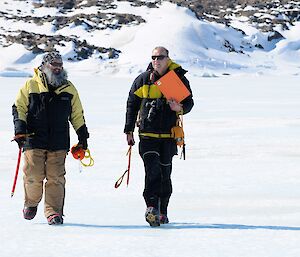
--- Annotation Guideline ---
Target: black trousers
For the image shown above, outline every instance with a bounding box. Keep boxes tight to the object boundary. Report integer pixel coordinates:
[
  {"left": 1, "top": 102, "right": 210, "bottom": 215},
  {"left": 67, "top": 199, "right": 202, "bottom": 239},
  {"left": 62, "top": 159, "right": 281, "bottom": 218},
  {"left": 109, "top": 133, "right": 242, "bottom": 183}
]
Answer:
[{"left": 139, "top": 137, "right": 177, "bottom": 214}]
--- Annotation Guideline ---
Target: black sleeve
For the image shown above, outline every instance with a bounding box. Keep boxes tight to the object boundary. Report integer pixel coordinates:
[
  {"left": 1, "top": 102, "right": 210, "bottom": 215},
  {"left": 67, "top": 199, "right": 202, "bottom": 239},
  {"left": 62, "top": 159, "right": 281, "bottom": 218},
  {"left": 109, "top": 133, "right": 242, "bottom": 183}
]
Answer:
[
  {"left": 76, "top": 124, "right": 89, "bottom": 141},
  {"left": 181, "top": 76, "right": 194, "bottom": 115},
  {"left": 124, "top": 76, "right": 143, "bottom": 133},
  {"left": 12, "top": 104, "right": 27, "bottom": 135}
]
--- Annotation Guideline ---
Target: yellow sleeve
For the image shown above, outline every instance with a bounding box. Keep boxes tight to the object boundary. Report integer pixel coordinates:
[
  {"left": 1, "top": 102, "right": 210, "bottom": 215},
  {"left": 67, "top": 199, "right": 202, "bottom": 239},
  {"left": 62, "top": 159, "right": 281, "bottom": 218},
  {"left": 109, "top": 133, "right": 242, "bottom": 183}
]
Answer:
[
  {"left": 14, "top": 81, "right": 30, "bottom": 122},
  {"left": 69, "top": 84, "right": 86, "bottom": 131}
]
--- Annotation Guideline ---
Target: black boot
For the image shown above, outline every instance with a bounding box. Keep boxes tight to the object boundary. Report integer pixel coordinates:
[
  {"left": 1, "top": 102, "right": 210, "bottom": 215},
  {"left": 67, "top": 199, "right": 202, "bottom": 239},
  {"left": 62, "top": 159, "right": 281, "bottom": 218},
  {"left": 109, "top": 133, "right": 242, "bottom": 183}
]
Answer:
[
  {"left": 47, "top": 213, "right": 63, "bottom": 225},
  {"left": 23, "top": 206, "right": 37, "bottom": 220},
  {"left": 159, "top": 197, "right": 170, "bottom": 224},
  {"left": 145, "top": 207, "right": 160, "bottom": 227},
  {"left": 159, "top": 214, "right": 169, "bottom": 224}
]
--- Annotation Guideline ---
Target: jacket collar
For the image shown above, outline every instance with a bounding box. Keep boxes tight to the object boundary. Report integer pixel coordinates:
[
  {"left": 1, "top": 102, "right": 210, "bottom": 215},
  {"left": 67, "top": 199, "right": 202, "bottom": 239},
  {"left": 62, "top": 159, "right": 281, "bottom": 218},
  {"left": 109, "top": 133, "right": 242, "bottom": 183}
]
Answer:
[
  {"left": 33, "top": 67, "right": 69, "bottom": 92},
  {"left": 146, "top": 60, "right": 187, "bottom": 76}
]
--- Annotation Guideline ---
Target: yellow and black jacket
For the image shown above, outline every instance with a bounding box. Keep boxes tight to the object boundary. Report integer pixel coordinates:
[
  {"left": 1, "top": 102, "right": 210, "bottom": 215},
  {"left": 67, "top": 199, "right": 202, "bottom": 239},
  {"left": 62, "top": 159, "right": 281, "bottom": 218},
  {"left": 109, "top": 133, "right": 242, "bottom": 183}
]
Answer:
[
  {"left": 12, "top": 68, "right": 89, "bottom": 151},
  {"left": 124, "top": 61, "right": 194, "bottom": 137}
]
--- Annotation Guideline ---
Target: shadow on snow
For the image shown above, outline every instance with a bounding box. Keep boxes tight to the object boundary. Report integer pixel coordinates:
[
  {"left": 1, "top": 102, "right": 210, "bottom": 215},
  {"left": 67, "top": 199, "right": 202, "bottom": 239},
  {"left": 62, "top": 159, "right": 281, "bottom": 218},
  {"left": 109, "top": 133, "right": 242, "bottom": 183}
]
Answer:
[{"left": 60, "top": 222, "right": 300, "bottom": 231}]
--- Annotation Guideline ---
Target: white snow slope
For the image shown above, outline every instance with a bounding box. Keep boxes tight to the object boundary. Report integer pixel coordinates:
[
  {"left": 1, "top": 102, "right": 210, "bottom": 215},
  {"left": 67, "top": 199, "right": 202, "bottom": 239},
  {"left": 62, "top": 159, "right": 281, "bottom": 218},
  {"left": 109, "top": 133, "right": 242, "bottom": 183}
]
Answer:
[{"left": 0, "top": 1, "right": 299, "bottom": 77}]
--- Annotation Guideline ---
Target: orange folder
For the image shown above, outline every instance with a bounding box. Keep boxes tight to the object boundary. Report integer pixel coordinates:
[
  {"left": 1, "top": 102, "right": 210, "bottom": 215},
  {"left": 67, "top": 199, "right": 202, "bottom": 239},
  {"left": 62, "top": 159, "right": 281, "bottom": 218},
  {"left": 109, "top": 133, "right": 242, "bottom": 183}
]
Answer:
[{"left": 154, "top": 70, "right": 191, "bottom": 103}]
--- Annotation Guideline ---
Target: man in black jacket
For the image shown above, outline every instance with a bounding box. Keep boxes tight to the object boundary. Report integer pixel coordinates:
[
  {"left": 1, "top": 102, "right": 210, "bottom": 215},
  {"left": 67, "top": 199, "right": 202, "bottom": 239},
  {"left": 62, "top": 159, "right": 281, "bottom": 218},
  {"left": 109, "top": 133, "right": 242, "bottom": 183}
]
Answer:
[
  {"left": 124, "top": 46, "right": 194, "bottom": 226},
  {"left": 12, "top": 51, "right": 89, "bottom": 225}
]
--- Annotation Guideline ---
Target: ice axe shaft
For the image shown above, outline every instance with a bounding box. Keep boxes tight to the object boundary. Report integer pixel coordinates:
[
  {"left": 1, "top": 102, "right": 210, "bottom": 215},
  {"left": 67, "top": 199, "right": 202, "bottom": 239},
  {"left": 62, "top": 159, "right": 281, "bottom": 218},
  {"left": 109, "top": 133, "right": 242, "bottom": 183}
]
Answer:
[{"left": 11, "top": 148, "right": 22, "bottom": 197}]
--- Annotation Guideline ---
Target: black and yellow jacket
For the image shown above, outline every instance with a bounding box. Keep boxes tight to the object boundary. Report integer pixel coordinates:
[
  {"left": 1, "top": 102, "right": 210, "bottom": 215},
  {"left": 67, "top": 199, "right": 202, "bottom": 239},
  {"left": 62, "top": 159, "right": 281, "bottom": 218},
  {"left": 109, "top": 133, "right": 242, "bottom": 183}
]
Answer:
[
  {"left": 124, "top": 60, "right": 194, "bottom": 137},
  {"left": 12, "top": 68, "right": 89, "bottom": 151}
]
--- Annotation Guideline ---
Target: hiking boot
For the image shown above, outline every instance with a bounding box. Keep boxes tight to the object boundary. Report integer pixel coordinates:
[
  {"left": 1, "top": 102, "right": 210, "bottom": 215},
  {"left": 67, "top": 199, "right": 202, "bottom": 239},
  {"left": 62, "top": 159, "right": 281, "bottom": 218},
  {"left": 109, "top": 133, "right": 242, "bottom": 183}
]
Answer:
[
  {"left": 145, "top": 207, "right": 160, "bottom": 227},
  {"left": 47, "top": 213, "right": 63, "bottom": 225},
  {"left": 23, "top": 206, "right": 37, "bottom": 220},
  {"left": 160, "top": 214, "right": 169, "bottom": 224}
]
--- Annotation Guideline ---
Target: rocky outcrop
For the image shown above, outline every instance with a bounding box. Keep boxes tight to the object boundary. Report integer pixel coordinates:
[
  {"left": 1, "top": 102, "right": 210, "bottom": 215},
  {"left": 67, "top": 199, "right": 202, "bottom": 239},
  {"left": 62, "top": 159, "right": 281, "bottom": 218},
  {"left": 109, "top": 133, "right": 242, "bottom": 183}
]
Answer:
[
  {"left": 0, "top": 0, "right": 299, "bottom": 61},
  {"left": 168, "top": 0, "right": 300, "bottom": 33},
  {"left": 1, "top": 30, "right": 120, "bottom": 60},
  {"left": 0, "top": 1, "right": 146, "bottom": 61}
]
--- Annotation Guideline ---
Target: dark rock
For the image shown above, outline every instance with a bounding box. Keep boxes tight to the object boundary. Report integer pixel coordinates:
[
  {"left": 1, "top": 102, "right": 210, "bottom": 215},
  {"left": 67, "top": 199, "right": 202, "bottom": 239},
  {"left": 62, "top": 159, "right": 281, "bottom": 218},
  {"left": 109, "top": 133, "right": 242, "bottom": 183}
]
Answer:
[
  {"left": 268, "top": 31, "right": 285, "bottom": 41},
  {"left": 255, "top": 44, "right": 264, "bottom": 49},
  {"left": 30, "top": 46, "right": 44, "bottom": 54}
]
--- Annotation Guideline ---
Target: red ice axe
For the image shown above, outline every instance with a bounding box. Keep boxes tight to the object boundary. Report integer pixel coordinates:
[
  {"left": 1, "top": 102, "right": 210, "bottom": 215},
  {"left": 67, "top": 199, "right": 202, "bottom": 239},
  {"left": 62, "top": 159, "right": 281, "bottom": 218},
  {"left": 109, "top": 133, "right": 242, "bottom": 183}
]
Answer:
[{"left": 11, "top": 148, "right": 22, "bottom": 197}]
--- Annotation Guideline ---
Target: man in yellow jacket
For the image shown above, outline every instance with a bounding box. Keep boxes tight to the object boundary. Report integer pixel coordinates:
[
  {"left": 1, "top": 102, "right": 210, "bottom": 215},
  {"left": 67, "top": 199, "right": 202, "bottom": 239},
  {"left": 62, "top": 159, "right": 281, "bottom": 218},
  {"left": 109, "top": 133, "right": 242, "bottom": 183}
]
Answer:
[{"left": 12, "top": 51, "right": 89, "bottom": 225}]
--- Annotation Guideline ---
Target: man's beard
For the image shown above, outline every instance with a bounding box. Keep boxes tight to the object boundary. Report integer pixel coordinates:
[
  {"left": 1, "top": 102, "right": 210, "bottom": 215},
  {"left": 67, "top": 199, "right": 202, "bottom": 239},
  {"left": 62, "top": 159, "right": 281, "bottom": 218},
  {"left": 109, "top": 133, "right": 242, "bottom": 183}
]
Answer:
[{"left": 43, "top": 66, "right": 68, "bottom": 88}]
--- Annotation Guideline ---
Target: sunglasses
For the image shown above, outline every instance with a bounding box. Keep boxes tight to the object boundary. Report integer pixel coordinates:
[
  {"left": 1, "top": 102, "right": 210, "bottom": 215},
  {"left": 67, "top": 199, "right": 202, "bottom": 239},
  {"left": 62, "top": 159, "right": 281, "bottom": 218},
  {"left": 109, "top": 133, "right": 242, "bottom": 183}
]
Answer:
[
  {"left": 151, "top": 55, "right": 167, "bottom": 60},
  {"left": 49, "top": 62, "right": 63, "bottom": 67}
]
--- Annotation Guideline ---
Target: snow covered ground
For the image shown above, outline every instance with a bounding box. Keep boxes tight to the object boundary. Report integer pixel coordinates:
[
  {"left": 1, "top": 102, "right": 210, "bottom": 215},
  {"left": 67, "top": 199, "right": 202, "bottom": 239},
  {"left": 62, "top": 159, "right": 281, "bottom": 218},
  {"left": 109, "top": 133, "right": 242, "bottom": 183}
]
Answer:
[
  {"left": 1, "top": 73, "right": 300, "bottom": 257},
  {"left": 0, "top": 1, "right": 300, "bottom": 256}
]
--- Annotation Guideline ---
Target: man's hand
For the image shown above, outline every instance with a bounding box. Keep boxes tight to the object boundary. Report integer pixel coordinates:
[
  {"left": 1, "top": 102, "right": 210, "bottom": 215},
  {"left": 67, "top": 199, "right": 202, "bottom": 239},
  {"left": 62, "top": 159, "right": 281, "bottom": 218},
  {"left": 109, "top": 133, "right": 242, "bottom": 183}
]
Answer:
[
  {"left": 126, "top": 132, "right": 135, "bottom": 146},
  {"left": 14, "top": 134, "right": 26, "bottom": 149},
  {"left": 168, "top": 99, "right": 183, "bottom": 112}
]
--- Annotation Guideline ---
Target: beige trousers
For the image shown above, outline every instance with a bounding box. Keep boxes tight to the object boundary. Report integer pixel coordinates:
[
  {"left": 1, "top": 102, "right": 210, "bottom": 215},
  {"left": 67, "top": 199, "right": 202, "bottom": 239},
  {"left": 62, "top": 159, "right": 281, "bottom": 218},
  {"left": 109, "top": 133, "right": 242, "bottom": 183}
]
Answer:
[{"left": 23, "top": 149, "right": 67, "bottom": 218}]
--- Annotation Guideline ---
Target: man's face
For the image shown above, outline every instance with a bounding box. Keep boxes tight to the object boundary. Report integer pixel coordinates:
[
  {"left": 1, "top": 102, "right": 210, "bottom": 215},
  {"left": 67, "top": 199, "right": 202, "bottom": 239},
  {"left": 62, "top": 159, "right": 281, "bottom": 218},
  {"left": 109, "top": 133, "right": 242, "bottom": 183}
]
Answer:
[
  {"left": 46, "top": 58, "right": 63, "bottom": 75},
  {"left": 42, "top": 58, "right": 67, "bottom": 87},
  {"left": 151, "top": 49, "right": 169, "bottom": 75}
]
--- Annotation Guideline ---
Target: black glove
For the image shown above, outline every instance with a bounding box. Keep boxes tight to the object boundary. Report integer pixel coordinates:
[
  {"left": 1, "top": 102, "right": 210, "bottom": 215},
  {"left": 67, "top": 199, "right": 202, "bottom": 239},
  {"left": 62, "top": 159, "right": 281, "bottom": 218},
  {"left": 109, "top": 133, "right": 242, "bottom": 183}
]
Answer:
[
  {"left": 76, "top": 125, "right": 89, "bottom": 150},
  {"left": 78, "top": 137, "right": 88, "bottom": 150},
  {"left": 14, "top": 135, "right": 26, "bottom": 149}
]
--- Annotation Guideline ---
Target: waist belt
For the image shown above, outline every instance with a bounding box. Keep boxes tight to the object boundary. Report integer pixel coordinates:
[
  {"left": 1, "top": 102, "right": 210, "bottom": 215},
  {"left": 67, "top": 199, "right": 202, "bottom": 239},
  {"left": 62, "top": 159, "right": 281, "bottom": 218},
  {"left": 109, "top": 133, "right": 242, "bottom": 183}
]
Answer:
[{"left": 139, "top": 132, "right": 173, "bottom": 138}]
